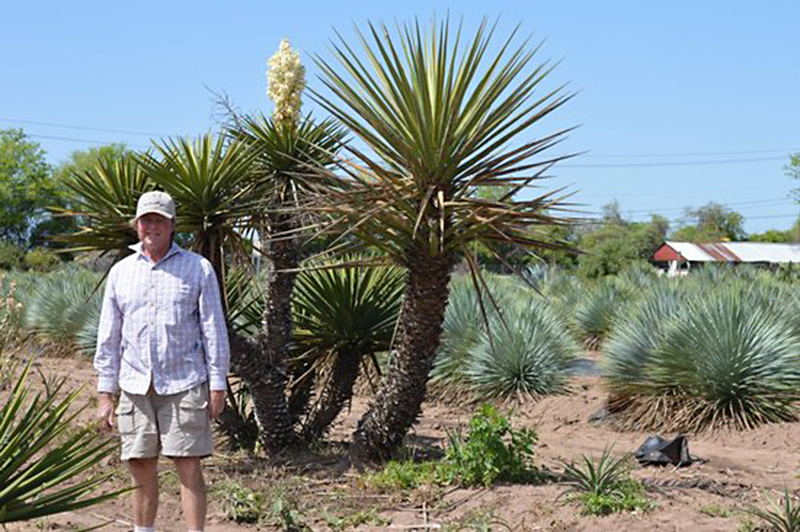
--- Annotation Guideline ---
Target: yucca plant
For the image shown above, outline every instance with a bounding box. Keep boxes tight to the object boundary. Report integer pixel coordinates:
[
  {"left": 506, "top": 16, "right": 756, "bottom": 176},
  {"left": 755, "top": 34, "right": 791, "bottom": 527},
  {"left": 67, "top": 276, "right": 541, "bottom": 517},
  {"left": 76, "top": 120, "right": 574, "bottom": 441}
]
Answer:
[
  {"left": 22, "top": 265, "right": 103, "bottom": 353},
  {"left": 307, "top": 17, "right": 575, "bottom": 460},
  {"left": 558, "top": 447, "right": 649, "bottom": 516},
  {"left": 431, "top": 274, "right": 519, "bottom": 384},
  {"left": 745, "top": 488, "right": 800, "bottom": 532},
  {"left": 291, "top": 258, "right": 405, "bottom": 440},
  {"left": 136, "top": 134, "right": 262, "bottom": 288},
  {"left": 51, "top": 152, "right": 154, "bottom": 258},
  {"left": 0, "top": 362, "right": 126, "bottom": 524},
  {"left": 573, "top": 277, "right": 633, "bottom": 350},
  {"left": 464, "top": 297, "right": 578, "bottom": 400},
  {"left": 219, "top": 38, "right": 347, "bottom": 453},
  {"left": 602, "top": 282, "right": 685, "bottom": 390},
  {"left": 606, "top": 285, "right": 800, "bottom": 432}
]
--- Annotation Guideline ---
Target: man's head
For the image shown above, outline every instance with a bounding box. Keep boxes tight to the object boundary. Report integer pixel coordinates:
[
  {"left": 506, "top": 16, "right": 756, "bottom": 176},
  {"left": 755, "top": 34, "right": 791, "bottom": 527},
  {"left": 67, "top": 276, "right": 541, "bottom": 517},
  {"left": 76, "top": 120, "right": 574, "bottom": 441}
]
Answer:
[{"left": 133, "top": 191, "right": 176, "bottom": 251}]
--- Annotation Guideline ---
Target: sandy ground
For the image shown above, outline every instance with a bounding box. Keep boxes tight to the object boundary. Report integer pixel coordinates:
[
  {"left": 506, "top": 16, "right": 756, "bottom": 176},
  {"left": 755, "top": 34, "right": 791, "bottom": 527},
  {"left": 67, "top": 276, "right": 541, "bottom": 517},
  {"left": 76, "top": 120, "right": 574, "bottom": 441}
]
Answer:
[{"left": 3, "top": 353, "right": 799, "bottom": 531}]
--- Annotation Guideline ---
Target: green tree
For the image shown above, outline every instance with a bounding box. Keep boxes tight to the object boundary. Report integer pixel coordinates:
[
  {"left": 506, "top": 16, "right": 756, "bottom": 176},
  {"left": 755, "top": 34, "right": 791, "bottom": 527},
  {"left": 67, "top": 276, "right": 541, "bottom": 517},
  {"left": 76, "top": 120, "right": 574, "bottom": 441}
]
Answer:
[
  {"left": 748, "top": 228, "right": 792, "bottom": 243},
  {"left": 0, "top": 128, "right": 62, "bottom": 247},
  {"left": 671, "top": 202, "right": 745, "bottom": 242},
  {"left": 310, "top": 18, "right": 574, "bottom": 460},
  {"left": 786, "top": 152, "right": 799, "bottom": 202},
  {"left": 577, "top": 207, "right": 667, "bottom": 279}
]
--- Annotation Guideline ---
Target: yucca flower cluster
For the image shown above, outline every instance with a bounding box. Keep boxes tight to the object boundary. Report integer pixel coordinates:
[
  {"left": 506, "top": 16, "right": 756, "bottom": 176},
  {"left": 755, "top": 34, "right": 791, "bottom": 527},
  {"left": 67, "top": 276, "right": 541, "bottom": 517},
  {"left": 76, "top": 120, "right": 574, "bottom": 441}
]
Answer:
[{"left": 267, "top": 38, "right": 305, "bottom": 124}]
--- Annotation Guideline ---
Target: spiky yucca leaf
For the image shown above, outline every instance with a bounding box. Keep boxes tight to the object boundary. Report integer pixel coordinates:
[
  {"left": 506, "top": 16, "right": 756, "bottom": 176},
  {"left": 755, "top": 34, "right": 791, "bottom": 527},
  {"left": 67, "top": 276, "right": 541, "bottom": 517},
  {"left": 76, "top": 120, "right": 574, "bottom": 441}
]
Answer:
[
  {"left": 0, "top": 362, "right": 126, "bottom": 523},
  {"left": 745, "top": 488, "right": 800, "bottom": 532},
  {"left": 464, "top": 296, "right": 578, "bottom": 400}
]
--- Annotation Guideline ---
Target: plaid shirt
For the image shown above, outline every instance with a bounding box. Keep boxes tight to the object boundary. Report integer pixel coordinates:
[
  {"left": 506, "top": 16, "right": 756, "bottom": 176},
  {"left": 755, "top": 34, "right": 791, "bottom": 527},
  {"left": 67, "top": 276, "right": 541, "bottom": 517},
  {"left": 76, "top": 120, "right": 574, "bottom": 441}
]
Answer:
[{"left": 94, "top": 243, "right": 229, "bottom": 395}]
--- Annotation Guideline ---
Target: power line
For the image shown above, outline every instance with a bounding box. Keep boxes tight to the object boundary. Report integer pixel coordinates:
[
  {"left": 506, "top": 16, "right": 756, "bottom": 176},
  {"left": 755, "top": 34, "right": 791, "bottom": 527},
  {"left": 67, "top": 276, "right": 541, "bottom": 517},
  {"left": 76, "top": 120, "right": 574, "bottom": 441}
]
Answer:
[
  {"left": 582, "top": 148, "right": 799, "bottom": 158},
  {"left": 623, "top": 197, "right": 794, "bottom": 215},
  {"left": 0, "top": 117, "right": 164, "bottom": 137},
  {"left": 561, "top": 156, "right": 786, "bottom": 168},
  {"left": 24, "top": 133, "right": 150, "bottom": 150}
]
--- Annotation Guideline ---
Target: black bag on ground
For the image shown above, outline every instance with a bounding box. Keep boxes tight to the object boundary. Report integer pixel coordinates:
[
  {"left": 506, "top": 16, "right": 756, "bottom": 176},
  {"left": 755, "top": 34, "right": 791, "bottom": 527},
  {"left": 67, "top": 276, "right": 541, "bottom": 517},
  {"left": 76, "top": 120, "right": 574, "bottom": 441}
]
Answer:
[{"left": 634, "top": 435, "right": 695, "bottom": 467}]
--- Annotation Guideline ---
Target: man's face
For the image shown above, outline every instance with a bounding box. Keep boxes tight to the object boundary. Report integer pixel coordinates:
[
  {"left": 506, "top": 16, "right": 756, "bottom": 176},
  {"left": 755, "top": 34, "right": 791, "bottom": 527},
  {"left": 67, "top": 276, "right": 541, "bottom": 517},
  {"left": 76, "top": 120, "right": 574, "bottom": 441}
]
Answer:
[{"left": 136, "top": 213, "right": 174, "bottom": 250}]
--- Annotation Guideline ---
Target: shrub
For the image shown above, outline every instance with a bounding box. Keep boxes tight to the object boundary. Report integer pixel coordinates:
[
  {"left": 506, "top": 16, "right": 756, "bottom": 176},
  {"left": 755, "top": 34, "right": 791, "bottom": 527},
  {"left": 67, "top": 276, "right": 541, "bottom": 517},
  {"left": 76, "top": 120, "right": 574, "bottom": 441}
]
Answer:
[
  {"left": 444, "top": 404, "right": 540, "bottom": 487},
  {"left": 432, "top": 274, "right": 517, "bottom": 383},
  {"left": 22, "top": 248, "right": 61, "bottom": 272},
  {"left": 0, "top": 240, "right": 24, "bottom": 270},
  {"left": 605, "top": 284, "right": 800, "bottom": 431}
]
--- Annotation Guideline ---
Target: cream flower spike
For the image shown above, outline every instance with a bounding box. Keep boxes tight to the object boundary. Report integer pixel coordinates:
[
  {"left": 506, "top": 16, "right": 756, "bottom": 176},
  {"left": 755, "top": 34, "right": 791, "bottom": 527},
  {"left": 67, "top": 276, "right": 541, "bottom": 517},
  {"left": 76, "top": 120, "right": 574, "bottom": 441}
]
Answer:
[{"left": 267, "top": 38, "right": 306, "bottom": 125}]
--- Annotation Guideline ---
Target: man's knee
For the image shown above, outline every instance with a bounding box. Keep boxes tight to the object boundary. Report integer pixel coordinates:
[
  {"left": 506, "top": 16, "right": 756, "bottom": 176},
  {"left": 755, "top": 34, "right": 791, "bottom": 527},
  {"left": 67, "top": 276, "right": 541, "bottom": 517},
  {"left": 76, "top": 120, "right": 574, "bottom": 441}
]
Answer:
[{"left": 172, "top": 457, "right": 204, "bottom": 487}]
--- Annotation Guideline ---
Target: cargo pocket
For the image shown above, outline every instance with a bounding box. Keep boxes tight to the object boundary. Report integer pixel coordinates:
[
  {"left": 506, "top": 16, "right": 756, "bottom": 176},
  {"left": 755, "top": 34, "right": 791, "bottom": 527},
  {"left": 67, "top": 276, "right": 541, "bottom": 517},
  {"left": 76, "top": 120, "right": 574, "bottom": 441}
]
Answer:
[
  {"left": 178, "top": 386, "right": 209, "bottom": 432},
  {"left": 116, "top": 396, "right": 136, "bottom": 435}
]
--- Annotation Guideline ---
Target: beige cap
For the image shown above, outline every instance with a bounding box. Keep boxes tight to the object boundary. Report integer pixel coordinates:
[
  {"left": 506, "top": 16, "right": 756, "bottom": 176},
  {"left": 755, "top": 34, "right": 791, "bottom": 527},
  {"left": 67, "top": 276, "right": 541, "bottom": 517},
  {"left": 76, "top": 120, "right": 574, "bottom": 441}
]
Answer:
[{"left": 135, "top": 191, "right": 176, "bottom": 220}]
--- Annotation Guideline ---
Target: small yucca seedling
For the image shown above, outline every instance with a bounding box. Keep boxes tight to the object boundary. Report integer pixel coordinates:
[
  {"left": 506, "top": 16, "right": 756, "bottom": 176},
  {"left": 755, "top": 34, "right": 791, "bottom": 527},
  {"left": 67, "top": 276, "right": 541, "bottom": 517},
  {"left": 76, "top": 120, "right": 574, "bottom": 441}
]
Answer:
[
  {"left": 745, "top": 488, "right": 800, "bottom": 532},
  {"left": 558, "top": 447, "right": 650, "bottom": 516},
  {"left": 559, "top": 447, "right": 631, "bottom": 498}
]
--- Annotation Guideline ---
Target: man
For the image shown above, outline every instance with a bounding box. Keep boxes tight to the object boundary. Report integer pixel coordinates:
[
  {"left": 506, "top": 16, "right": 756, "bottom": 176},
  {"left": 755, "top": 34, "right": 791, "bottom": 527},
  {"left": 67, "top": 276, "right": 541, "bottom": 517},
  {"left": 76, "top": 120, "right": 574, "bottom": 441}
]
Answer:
[{"left": 95, "top": 191, "right": 229, "bottom": 532}]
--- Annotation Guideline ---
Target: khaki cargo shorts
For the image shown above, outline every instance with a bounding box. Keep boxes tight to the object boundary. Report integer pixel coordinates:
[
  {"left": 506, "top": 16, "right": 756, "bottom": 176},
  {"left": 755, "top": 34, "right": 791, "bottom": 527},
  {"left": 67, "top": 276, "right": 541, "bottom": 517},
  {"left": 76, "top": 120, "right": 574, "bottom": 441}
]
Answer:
[{"left": 116, "top": 381, "right": 213, "bottom": 460}]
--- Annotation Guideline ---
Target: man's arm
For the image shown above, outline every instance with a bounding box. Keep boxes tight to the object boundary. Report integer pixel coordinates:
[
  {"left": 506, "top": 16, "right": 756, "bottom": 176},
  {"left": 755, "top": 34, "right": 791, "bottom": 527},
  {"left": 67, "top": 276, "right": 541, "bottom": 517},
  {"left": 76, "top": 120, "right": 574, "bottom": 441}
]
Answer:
[
  {"left": 198, "top": 261, "right": 229, "bottom": 419},
  {"left": 94, "top": 268, "right": 122, "bottom": 430}
]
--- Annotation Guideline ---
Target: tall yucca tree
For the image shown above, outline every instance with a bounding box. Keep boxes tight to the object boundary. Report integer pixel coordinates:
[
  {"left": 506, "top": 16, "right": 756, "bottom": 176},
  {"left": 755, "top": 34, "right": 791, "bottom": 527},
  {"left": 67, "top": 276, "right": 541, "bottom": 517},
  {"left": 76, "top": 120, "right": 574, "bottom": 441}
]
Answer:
[
  {"left": 221, "top": 39, "right": 347, "bottom": 452},
  {"left": 309, "top": 18, "right": 575, "bottom": 460},
  {"left": 51, "top": 153, "right": 154, "bottom": 258}
]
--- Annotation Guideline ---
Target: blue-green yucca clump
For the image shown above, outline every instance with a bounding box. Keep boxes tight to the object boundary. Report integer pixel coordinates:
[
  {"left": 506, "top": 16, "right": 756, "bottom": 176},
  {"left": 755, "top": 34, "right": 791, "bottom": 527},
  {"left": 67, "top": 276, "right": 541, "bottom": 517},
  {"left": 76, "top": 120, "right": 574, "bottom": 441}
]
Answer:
[
  {"left": 464, "top": 297, "right": 579, "bottom": 399},
  {"left": 22, "top": 265, "right": 103, "bottom": 354},
  {"left": 605, "top": 283, "right": 800, "bottom": 431},
  {"left": 573, "top": 277, "right": 634, "bottom": 350},
  {"left": 431, "top": 274, "right": 518, "bottom": 383}
]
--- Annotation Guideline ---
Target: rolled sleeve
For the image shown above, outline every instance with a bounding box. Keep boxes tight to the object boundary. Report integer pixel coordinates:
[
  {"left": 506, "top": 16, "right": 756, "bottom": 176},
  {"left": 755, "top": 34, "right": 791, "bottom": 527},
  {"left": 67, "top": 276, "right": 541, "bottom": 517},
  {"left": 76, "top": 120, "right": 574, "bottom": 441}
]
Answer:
[
  {"left": 94, "top": 268, "right": 122, "bottom": 394},
  {"left": 198, "top": 261, "right": 230, "bottom": 391}
]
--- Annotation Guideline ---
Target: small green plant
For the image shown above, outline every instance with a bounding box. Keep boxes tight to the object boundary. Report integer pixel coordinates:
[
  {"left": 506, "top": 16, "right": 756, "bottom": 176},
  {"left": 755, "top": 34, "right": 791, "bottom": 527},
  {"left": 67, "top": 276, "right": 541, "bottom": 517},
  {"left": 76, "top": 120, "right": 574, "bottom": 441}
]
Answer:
[
  {"left": 365, "top": 459, "right": 441, "bottom": 492},
  {"left": 443, "top": 506, "right": 513, "bottom": 531},
  {"left": 324, "top": 507, "right": 390, "bottom": 530},
  {"left": 444, "top": 404, "right": 540, "bottom": 487},
  {"left": 745, "top": 488, "right": 800, "bottom": 532},
  {"left": 559, "top": 447, "right": 650, "bottom": 516},
  {"left": 699, "top": 504, "right": 734, "bottom": 518},
  {"left": 215, "top": 480, "right": 264, "bottom": 524},
  {"left": 269, "top": 487, "right": 310, "bottom": 532}
]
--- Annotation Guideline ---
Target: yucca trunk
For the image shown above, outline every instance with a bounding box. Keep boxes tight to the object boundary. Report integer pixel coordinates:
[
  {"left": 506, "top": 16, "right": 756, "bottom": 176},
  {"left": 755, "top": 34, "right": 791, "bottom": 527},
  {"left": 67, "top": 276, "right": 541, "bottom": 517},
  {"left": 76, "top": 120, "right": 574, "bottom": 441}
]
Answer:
[
  {"left": 251, "top": 215, "right": 301, "bottom": 452},
  {"left": 351, "top": 250, "right": 453, "bottom": 461},
  {"left": 301, "top": 347, "right": 361, "bottom": 441}
]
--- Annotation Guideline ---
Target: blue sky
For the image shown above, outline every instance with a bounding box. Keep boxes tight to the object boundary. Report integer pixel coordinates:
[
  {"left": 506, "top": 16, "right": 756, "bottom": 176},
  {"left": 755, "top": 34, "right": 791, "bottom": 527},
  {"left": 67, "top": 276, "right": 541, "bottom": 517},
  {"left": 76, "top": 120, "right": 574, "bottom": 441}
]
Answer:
[{"left": 2, "top": 1, "right": 798, "bottom": 233}]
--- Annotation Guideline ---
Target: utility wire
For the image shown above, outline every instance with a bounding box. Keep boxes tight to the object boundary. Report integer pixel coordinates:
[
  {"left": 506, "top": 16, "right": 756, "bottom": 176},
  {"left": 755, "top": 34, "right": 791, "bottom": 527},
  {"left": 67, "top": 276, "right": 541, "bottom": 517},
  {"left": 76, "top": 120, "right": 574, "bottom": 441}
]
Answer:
[
  {"left": 0, "top": 117, "right": 163, "bottom": 137},
  {"left": 561, "top": 156, "right": 786, "bottom": 168}
]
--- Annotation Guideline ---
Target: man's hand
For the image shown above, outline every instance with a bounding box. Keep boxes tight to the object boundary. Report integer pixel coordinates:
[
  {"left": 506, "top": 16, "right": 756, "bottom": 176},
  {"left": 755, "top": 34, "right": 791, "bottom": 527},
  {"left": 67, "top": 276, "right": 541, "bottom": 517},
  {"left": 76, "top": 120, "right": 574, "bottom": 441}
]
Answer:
[
  {"left": 97, "top": 393, "right": 115, "bottom": 432},
  {"left": 209, "top": 390, "right": 225, "bottom": 421}
]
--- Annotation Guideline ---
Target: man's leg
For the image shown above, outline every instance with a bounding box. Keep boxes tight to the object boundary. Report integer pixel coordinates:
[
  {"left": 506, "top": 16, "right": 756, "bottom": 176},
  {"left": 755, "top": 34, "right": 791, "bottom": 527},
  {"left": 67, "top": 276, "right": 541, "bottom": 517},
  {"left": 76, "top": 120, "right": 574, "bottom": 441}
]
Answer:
[
  {"left": 127, "top": 457, "right": 159, "bottom": 528},
  {"left": 173, "top": 456, "right": 206, "bottom": 531}
]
